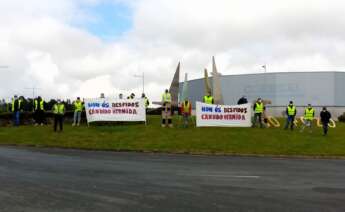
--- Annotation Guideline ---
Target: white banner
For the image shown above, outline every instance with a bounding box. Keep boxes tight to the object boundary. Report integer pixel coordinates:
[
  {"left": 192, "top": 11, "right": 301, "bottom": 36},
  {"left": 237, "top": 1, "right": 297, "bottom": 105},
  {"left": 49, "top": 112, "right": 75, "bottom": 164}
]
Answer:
[
  {"left": 84, "top": 98, "right": 146, "bottom": 123},
  {"left": 196, "top": 102, "right": 252, "bottom": 127}
]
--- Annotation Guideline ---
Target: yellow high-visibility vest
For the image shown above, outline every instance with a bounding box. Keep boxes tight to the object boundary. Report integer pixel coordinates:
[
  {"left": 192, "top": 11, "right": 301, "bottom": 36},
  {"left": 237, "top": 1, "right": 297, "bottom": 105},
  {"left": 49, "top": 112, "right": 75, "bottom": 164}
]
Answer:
[
  {"left": 74, "top": 101, "right": 83, "bottom": 112},
  {"left": 304, "top": 108, "right": 315, "bottom": 120},
  {"left": 53, "top": 103, "right": 65, "bottom": 115},
  {"left": 162, "top": 93, "right": 171, "bottom": 103},
  {"left": 255, "top": 102, "right": 264, "bottom": 113},
  {"left": 34, "top": 100, "right": 44, "bottom": 111},
  {"left": 144, "top": 97, "right": 149, "bottom": 108},
  {"left": 11, "top": 99, "right": 15, "bottom": 112},
  {"left": 182, "top": 101, "right": 191, "bottom": 113},
  {"left": 12, "top": 99, "right": 22, "bottom": 111},
  {"left": 287, "top": 105, "right": 296, "bottom": 116},
  {"left": 203, "top": 96, "right": 214, "bottom": 104}
]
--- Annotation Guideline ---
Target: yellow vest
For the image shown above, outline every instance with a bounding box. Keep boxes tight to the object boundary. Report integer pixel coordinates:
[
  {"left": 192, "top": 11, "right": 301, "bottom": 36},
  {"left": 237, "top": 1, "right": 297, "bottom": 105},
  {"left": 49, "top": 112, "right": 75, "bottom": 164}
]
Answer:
[
  {"left": 304, "top": 108, "right": 315, "bottom": 120},
  {"left": 74, "top": 101, "right": 83, "bottom": 112},
  {"left": 11, "top": 99, "right": 15, "bottom": 111},
  {"left": 182, "top": 101, "right": 191, "bottom": 113},
  {"left": 144, "top": 97, "right": 149, "bottom": 108},
  {"left": 255, "top": 102, "right": 264, "bottom": 113},
  {"left": 203, "top": 96, "right": 214, "bottom": 104},
  {"left": 34, "top": 100, "right": 44, "bottom": 111},
  {"left": 53, "top": 103, "right": 65, "bottom": 115},
  {"left": 162, "top": 93, "right": 171, "bottom": 103},
  {"left": 287, "top": 105, "right": 296, "bottom": 116},
  {"left": 12, "top": 99, "right": 22, "bottom": 111}
]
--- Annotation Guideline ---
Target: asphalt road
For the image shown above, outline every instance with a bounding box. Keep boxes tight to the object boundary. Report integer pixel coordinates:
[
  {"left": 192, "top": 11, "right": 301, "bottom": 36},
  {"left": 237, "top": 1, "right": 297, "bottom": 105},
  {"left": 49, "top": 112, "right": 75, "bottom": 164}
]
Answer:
[{"left": 1, "top": 147, "right": 345, "bottom": 212}]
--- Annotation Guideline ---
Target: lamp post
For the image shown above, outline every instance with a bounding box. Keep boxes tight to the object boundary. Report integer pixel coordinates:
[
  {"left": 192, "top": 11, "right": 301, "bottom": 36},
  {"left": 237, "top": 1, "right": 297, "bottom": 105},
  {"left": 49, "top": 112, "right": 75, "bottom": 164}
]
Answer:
[
  {"left": 133, "top": 72, "right": 145, "bottom": 94},
  {"left": 25, "top": 87, "right": 41, "bottom": 100}
]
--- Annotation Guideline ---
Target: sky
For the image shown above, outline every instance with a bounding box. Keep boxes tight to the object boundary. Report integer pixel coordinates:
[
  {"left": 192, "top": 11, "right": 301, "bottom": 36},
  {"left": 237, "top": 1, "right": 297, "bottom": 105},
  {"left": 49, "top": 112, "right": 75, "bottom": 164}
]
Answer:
[{"left": 1, "top": 0, "right": 345, "bottom": 101}]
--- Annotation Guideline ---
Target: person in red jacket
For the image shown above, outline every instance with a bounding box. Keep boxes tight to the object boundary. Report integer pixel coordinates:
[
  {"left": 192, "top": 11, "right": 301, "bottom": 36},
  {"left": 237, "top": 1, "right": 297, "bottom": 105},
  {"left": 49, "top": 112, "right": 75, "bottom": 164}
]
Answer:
[{"left": 180, "top": 99, "right": 192, "bottom": 128}]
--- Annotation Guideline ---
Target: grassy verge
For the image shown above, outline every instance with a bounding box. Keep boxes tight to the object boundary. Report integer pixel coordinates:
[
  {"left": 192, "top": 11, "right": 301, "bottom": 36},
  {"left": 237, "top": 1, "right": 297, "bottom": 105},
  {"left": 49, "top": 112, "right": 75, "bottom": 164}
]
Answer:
[{"left": 0, "top": 115, "right": 344, "bottom": 157}]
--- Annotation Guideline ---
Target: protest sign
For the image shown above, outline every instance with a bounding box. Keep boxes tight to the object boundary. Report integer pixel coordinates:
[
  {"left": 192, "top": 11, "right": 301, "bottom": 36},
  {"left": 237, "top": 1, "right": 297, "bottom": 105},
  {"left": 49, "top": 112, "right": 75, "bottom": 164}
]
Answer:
[
  {"left": 196, "top": 102, "right": 252, "bottom": 127},
  {"left": 84, "top": 98, "right": 146, "bottom": 123}
]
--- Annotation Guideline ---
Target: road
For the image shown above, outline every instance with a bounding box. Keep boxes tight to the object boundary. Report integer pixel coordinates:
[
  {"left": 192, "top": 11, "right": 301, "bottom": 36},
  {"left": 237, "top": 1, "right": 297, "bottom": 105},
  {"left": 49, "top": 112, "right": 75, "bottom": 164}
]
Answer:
[{"left": 0, "top": 147, "right": 345, "bottom": 212}]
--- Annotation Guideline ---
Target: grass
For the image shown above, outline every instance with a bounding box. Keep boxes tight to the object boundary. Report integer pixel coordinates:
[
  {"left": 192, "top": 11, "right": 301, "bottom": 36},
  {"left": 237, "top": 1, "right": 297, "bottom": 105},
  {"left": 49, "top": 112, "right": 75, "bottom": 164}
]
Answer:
[{"left": 0, "top": 115, "right": 344, "bottom": 157}]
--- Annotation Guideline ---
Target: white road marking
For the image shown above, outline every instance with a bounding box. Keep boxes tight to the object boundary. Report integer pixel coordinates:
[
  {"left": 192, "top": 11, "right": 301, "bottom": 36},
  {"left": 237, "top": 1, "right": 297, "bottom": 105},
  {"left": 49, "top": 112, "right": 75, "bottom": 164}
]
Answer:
[{"left": 200, "top": 175, "right": 260, "bottom": 179}]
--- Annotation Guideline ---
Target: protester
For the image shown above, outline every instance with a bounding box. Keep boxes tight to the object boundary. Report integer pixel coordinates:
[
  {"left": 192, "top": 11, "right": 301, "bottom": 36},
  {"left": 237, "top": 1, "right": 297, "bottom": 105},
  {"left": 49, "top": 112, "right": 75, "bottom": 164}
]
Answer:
[
  {"left": 33, "top": 96, "right": 45, "bottom": 126},
  {"left": 161, "top": 89, "right": 172, "bottom": 127},
  {"left": 320, "top": 107, "right": 332, "bottom": 136},
  {"left": 119, "top": 93, "right": 123, "bottom": 99},
  {"left": 180, "top": 98, "right": 192, "bottom": 128},
  {"left": 252, "top": 98, "right": 264, "bottom": 128},
  {"left": 284, "top": 101, "right": 297, "bottom": 130},
  {"left": 203, "top": 92, "right": 214, "bottom": 104},
  {"left": 127, "top": 93, "right": 135, "bottom": 99},
  {"left": 237, "top": 96, "right": 248, "bottom": 105},
  {"left": 53, "top": 99, "right": 65, "bottom": 132},
  {"left": 11, "top": 95, "right": 23, "bottom": 126},
  {"left": 72, "top": 97, "right": 83, "bottom": 127},
  {"left": 0, "top": 99, "right": 6, "bottom": 112},
  {"left": 141, "top": 93, "right": 150, "bottom": 109},
  {"left": 300, "top": 104, "right": 315, "bottom": 133}
]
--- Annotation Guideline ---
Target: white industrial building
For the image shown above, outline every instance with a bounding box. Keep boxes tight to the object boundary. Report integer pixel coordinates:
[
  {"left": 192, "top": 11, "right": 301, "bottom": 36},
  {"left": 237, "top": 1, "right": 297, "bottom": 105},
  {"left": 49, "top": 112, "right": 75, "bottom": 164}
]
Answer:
[{"left": 181, "top": 71, "right": 345, "bottom": 119}]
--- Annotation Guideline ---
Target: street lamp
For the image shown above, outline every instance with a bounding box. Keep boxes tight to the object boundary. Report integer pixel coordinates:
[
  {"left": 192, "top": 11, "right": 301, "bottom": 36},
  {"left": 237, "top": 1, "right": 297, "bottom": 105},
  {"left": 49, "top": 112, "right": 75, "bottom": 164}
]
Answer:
[{"left": 25, "top": 87, "right": 41, "bottom": 99}]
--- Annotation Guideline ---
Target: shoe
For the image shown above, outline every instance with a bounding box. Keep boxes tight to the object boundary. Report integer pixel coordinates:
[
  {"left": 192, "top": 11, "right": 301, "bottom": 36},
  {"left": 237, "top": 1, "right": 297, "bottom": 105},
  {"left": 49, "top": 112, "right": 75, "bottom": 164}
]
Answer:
[
  {"left": 72, "top": 123, "right": 75, "bottom": 127},
  {"left": 161, "top": 124, "right": 165, "bottom": 128},
  {"left": 77, "top": 124, "right": 80, "bottom": 127}
]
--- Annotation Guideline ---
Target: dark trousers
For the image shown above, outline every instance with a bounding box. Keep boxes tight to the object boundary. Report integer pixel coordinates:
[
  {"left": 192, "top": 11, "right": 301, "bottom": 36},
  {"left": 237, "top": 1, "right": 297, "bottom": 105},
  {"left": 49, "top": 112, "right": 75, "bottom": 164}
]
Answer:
[
  {"left": 34, "top": 110, "right": 45, "bottom": 124},
  {"left": 54, "top": 114, "right": 64, "bottom": 132},
  {"left": 322, "top": 122, "right": 329, "bottom": 135},
  {"left": 285, "top": 116, "right": 295, "bottom": 130},
  {"left": 252, "top": 113, "right": 263, "bottom": 128},
  {"left": 162, "top": 119, "right": 172, "bottom": 125}
]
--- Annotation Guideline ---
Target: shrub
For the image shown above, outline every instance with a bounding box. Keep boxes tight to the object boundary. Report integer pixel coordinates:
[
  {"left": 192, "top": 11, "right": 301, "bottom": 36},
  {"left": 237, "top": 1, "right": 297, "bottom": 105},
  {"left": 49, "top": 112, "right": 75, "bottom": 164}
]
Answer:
[{"left": 338, "top": 112, "right": 345, "bottom": 122}]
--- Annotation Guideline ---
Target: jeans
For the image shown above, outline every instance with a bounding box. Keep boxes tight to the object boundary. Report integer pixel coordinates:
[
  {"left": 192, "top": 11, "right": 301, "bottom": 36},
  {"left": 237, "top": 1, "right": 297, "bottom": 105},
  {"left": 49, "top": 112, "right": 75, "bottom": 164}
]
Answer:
[
  {"left": 73, "top": 111, "right": 81, "bottom": 125},
  {"left": 13, "top": 111, "right": 20, "bottom": 126},
  {"left": 285, "top": 115, "right": 295, "bottom": 130}
]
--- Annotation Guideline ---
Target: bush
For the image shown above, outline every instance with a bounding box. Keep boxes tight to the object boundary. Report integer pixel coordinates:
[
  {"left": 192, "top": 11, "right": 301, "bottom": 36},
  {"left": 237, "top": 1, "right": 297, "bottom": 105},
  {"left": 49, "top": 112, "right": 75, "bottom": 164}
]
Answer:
[{"left": 338, "top": 112, "right": 345, "bottom": 122}]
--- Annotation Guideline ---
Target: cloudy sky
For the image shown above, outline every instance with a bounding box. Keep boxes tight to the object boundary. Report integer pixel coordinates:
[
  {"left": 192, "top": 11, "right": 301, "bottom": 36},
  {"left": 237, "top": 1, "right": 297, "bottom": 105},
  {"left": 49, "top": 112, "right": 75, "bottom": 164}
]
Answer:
[{"left": 1, "top": 0, "right": 345, "bottom": 101}]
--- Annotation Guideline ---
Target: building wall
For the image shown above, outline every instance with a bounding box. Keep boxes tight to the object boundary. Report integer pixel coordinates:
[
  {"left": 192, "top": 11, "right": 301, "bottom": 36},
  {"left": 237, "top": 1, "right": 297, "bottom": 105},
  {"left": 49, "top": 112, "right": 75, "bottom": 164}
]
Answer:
[
  {"left": 182, "top": 72, "right": 345, "bottom": 107},
  {"left": 335, "top": 72, "right": 345, "bottom": 106}
]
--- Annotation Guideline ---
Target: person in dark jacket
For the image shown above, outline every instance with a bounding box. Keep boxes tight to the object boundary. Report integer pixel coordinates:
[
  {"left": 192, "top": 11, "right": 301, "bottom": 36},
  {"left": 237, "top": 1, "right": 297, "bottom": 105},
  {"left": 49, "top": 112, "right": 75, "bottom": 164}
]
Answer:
[
  {"left": 34, "top": 96, "right": 45, "bottom": 126},
  {"left": 320, "top": 107, "right": 331, "bottom": 136},
  {"left": 237, "top": 96, "right": 248, "bottom": 105}
]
